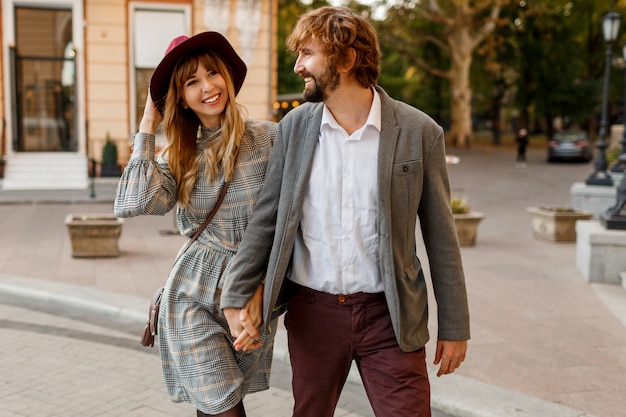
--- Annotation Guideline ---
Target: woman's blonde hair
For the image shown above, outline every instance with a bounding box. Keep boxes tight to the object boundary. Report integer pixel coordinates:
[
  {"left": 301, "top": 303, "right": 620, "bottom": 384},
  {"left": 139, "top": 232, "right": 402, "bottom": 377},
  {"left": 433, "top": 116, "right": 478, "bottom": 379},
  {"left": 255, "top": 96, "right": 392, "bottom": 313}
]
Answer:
[{"left": 159, "top": 52, "right": 247, "bottom": 207}]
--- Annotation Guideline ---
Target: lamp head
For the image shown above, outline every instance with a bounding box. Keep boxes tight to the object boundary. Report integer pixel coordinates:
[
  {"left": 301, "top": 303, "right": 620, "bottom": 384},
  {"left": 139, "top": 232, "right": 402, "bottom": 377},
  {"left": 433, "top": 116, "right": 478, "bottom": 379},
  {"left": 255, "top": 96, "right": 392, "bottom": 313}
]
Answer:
[{"left": 603, "top": 11, "right": 621, "bottom": 43}]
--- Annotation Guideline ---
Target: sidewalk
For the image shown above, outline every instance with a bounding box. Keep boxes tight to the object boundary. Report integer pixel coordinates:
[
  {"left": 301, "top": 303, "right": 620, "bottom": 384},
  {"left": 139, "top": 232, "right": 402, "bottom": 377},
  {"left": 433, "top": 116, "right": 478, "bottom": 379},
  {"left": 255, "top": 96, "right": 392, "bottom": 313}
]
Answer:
[{"left": 1, "top": 145, "right": 625, "bottom": 417}]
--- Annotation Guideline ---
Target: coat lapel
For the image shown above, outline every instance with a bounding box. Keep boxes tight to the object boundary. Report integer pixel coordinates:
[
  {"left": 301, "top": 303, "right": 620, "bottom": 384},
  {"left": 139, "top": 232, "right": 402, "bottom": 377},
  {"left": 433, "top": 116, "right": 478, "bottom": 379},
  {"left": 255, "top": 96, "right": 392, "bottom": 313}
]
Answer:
[
  {"left": 292, "top": 103, "right": 324, "bottom": 207},
  {"left": 376, "top": 87, "right": 399, "bottom": 217}
]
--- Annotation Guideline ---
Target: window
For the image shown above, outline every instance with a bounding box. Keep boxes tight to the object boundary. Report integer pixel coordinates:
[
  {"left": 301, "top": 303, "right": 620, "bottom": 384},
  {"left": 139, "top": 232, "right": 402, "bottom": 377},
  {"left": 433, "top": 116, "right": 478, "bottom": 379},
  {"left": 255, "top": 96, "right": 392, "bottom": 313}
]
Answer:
[
  {"left": 14, "top": 7, "right": 76, "bottom": 152},
  {"left": 131, "top": 7, "right": 189, "bottom": 139}
]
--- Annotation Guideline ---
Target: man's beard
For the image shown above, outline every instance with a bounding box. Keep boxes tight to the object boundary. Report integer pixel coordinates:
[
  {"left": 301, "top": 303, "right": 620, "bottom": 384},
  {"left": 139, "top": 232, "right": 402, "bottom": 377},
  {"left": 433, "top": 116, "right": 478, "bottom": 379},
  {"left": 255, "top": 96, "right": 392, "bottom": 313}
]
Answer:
[{"left": 302, "top": 70, "right": 340, "bottom": 103}]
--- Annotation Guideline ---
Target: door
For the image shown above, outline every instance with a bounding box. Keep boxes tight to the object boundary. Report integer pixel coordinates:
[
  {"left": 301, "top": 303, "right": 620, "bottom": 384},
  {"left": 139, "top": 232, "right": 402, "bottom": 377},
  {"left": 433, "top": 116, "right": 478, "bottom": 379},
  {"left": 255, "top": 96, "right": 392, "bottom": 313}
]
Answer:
[{"left": 13, "top": 7, "right": 76, "bottom": 152}]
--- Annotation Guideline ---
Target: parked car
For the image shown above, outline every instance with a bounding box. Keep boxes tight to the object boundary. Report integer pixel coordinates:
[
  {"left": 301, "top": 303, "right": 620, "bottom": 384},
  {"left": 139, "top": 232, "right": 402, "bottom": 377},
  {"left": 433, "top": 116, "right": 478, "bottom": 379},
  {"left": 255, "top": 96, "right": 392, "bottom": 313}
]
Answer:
[{"left": 547, "top": 130, "right": 593, "bottom": 162}]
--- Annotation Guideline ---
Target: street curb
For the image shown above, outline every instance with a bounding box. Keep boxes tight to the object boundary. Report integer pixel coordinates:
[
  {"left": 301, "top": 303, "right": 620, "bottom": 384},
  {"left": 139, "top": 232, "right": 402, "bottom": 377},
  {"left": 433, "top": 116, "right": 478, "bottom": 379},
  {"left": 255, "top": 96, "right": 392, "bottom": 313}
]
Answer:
[
  {"left": 591, "top": 282, "right": 626, "bottom": 329},
  {"left": 0, "top": 274, "right": 145, "bottom": 326},
  {"left": 0, "top": 274, "right": 599, "bottom": 417},
  {"left": 0, "top": 179, "right": 117, "bottom": 205},
  {"left": 429, "top": 374, "right": 599, "bottom": 417}
]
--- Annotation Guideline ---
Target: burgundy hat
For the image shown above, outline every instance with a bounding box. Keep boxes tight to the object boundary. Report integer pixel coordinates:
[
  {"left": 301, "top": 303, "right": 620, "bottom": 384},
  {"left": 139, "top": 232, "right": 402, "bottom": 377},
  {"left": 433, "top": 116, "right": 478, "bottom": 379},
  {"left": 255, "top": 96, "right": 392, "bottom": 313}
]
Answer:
[{"left": 149, "top": 31, "right": 247, "bottom": 114}]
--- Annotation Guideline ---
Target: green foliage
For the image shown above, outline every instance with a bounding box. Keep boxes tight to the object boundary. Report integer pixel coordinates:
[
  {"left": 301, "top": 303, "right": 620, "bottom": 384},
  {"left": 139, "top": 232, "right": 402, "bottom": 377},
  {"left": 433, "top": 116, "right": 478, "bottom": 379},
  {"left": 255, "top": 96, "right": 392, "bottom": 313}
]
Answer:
[
  {"left": 373, "top": 3, "right": 450, "bottom": 124},
  {"left": 539, "top": 206, "right": 577, "bottom": 213},
  {"left": 101, "top": 136, "right": 118, "bottom": 166},
  {"left": 451, "top": 197, "right": 471, "bottom": 214},
  {"left": 516, "top": 3, "right": 591, "bottom": 124},
  {"left": 492, "top": 0, "right": 617, "bottom": 135},
  {"left": 277, "top": 0, "right": 626, "bottom": 142},
  {"left": 607, "top": 148, "right": 621, "bottom": 168},
  {"left": 277, "top": 0, "right": 331, "bottom": 95}
]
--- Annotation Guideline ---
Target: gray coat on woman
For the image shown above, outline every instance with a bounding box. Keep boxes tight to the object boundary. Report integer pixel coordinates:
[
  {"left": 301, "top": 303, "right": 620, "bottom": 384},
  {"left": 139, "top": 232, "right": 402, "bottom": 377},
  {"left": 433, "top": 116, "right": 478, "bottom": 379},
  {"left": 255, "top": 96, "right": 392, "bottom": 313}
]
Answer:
[{"left": 221, "top": 86, "right": 470, "bottom": 352}]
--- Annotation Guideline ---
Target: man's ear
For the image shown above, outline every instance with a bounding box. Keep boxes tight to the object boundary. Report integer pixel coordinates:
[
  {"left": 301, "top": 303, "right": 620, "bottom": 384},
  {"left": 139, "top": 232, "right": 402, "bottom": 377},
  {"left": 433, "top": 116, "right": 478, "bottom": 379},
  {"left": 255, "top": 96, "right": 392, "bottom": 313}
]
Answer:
[{"left": 339, "top": 47, "right": 357, "bottom": 73}]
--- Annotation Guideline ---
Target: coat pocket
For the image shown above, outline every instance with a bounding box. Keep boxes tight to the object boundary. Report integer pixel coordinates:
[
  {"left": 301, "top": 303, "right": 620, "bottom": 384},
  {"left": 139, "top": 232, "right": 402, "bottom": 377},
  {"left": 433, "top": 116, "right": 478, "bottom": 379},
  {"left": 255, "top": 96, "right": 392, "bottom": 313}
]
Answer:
[{"left": 392, "top": 159, "right": 420, "bottom": 177}]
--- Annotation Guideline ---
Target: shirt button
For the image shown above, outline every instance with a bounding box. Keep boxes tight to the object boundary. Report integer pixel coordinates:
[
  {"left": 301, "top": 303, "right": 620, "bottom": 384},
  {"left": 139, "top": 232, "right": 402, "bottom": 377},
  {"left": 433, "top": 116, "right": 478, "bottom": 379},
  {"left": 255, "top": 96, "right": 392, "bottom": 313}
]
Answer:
[{"left": 338, "top": 295, "right": 346, "bottom": 304}]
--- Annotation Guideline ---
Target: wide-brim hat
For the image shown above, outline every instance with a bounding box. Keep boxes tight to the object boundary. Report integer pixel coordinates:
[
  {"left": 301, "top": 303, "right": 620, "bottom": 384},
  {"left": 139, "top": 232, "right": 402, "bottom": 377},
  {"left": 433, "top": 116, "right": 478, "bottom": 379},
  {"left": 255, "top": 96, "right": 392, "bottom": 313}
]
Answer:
[{"left": 150, "top": 31, "right": 247, "bottom": 114}]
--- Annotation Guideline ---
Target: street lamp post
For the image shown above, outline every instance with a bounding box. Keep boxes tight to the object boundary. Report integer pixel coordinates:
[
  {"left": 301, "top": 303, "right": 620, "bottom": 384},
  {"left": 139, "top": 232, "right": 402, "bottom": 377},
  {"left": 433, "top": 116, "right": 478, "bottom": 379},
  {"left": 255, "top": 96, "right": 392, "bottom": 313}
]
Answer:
[
  {"left": 601, "top": 158, "right": 626, "bottom": 228},
  {"left": 611, "top": 42, "right": 626, "bottom": 174},
  {"left": 601, "top": 42, "right": 626, "bottom": 229},
  {"left": 587, "top": 11, "right": 621, "bottom": 186}
]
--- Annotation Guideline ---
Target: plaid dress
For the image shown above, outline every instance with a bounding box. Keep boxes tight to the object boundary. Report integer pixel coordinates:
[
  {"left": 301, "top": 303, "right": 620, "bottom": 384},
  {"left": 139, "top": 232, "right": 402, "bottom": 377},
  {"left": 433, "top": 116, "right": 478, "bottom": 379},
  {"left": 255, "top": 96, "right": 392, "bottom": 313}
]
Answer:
[{"left": 114, "top": 120, "right": 278, "bottom": 414}]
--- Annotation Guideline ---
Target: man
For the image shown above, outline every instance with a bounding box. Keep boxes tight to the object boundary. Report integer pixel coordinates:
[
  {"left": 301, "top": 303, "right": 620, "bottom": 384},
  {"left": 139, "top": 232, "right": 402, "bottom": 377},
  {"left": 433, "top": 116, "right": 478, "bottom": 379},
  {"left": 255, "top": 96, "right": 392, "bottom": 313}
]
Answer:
[{"left": 221, "top": 6, "right": 470, "bottom": 417}]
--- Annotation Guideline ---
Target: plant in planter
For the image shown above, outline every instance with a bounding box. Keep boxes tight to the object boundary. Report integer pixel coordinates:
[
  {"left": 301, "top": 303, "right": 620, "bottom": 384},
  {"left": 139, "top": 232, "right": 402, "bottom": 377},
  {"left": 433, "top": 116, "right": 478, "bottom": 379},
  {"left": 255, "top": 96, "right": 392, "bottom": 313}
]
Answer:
[
  {"left": 451, "top": 196, "right": 484, "bottom": 247},
  {"left": 100, "top": 134, "right": 121, "bottom": 177},
  {"left": 526, "top": 206, "right": 593, "bottom": 242}
]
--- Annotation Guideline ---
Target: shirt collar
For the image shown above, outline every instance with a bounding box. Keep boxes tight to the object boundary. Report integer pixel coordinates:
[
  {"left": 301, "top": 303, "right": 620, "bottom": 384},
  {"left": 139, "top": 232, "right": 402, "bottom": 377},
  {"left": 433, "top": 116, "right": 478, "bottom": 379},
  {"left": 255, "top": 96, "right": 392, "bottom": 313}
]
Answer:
[{"left": 321, "top": 87, "right": 382, "bottom": 133}]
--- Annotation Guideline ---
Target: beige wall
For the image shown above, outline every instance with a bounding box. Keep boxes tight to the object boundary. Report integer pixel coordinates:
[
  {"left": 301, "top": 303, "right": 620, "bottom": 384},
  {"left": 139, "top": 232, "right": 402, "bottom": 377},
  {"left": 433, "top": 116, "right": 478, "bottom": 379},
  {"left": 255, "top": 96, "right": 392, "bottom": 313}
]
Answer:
[
  {"left": 86, "top": 0, "right": 276, "bottom": 165},
  {"left": 0, "top": 6, "right": 4, "bottom": 154},
  {"left": 215, "top": 0, "right": 277, "bottom": 122},
  {"left": 85, "top": 0, "right": 129, "bottom": 161}
]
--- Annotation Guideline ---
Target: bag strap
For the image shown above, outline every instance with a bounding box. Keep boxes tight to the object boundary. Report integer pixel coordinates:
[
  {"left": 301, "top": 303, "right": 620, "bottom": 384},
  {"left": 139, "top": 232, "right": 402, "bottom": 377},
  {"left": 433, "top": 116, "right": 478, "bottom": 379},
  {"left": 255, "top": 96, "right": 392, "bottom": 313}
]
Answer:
[{"left": 174, "top": 181, "right": 230, "bottom": 263}]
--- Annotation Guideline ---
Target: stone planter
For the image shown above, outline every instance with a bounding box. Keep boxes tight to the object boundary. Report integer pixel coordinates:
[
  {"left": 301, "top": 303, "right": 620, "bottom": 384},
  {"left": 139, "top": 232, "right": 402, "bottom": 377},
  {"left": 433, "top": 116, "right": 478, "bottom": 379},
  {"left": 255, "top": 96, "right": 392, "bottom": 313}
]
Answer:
[
  {"left": 526, "top": 206, "right": 593, "bottom": 242},
  {"left": 454, "top": 212, "right": 484, "bottom": 247},
  {"left": 65, "top": 214, "right": 124, "bottom": 257}
]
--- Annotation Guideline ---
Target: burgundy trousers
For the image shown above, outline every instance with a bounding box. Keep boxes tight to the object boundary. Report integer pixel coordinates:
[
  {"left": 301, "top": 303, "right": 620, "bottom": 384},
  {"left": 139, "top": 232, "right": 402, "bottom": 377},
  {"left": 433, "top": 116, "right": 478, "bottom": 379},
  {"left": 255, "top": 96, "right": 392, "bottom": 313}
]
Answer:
[{"left": 285, "top": 283, "right": 431, "bottom": 417}]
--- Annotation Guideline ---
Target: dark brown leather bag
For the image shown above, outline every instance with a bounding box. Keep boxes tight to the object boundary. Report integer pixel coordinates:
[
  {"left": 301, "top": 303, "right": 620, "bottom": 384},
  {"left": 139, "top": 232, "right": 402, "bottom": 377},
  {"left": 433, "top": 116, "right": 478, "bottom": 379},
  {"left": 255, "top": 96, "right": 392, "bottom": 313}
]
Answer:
[
  {"left": 141, "top": 286, "right": 164, "bottom": 347},
  {"left": 140, "top": 182, "right": 230, "bottom": 347}
]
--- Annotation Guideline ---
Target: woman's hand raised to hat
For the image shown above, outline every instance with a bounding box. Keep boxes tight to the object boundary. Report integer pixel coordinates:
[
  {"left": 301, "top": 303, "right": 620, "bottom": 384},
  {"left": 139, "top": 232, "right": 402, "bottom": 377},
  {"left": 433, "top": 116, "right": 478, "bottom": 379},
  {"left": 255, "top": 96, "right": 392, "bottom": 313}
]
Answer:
[{"left": 138, "top": 89, "right": 163, "bottom": 135}]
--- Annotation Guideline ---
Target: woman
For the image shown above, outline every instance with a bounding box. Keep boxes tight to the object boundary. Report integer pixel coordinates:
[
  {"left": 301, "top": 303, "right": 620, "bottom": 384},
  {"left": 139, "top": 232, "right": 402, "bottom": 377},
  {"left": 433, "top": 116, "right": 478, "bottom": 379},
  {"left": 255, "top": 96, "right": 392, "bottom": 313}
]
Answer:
[{"left": 114, "top": 32, "right": 277, "bottom": 417}]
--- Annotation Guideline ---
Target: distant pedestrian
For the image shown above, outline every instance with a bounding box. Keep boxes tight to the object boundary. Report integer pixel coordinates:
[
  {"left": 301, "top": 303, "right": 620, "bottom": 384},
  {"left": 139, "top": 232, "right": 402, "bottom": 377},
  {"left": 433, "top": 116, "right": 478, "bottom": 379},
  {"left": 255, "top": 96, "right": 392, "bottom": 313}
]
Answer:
[{"left": 516, "top": 128, "right": 528, "bottom": 168}]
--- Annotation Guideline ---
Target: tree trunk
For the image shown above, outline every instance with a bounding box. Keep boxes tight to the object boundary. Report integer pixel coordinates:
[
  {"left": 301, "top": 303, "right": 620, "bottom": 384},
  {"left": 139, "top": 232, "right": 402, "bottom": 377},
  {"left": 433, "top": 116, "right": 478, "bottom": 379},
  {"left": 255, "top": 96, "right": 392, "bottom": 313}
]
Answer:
[
  {"left": 490, "top": 79, "right": 506, "bottom": 145},
  {"left": 491, "top": 115, "right": 501, "bottom": 145},
  {"left": 447, "top": 31, "right": 473, "bottom": 148},
  {"left": 545, "top": 113, "right": 555, "bottom": 140}
]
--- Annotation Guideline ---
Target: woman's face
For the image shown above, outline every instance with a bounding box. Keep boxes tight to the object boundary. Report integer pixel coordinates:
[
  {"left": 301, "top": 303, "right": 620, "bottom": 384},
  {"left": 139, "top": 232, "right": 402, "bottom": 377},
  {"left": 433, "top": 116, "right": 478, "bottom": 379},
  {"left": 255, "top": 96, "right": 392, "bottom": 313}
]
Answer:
[{"left": 181, "top": 61, "right": 229, "bottom": 128}]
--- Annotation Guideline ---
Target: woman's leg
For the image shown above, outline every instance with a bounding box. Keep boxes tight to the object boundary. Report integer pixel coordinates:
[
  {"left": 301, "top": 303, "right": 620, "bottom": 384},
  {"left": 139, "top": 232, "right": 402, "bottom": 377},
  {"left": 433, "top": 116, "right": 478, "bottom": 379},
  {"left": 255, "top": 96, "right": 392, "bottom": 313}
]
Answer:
[{"left": 196, "top": 402, "right": 246, "bottom": 417}]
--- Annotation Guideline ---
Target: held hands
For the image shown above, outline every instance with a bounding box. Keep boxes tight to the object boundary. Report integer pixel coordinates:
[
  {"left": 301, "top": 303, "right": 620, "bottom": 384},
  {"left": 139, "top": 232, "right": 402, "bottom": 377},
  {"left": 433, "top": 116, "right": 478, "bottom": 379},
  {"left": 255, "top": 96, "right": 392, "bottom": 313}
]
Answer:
[
  {"left": 434, "top": 340, "right": 467, "bottom": 377},
  {"left": 223, "top": 284, "right": 264, "bottom": 352}
]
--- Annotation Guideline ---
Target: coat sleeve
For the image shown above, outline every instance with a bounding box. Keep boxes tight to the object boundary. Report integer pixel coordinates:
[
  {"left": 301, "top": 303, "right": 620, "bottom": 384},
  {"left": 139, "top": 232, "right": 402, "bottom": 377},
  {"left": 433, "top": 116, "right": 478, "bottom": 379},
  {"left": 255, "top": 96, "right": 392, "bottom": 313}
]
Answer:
[
  {"left": 418, "top": 128, "right": 470, "bottom": 341},
  {"left": 220, "top": 120, "right": 288, "bottom": 309},
  {"left": 113, "top": 133, "right": 177, "bottom": 218}
]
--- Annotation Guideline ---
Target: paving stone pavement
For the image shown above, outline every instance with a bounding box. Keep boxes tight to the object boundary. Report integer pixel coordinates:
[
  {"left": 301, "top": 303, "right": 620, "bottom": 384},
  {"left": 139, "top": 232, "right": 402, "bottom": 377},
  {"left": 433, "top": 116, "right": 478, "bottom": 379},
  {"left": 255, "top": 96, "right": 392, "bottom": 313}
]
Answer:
[
  {"left": 2, "top": 144, "right": 626, "bottom": 417},
  {"left": 0, "top": 300, "right": 376, "bottom": 417}
]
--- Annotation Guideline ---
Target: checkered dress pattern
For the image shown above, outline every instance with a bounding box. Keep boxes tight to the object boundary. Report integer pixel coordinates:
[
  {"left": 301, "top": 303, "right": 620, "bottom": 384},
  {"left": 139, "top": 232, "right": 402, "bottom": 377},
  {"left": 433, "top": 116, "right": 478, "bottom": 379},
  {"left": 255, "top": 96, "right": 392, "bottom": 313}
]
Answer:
[{"left": 114, "top": 120, "right": 278, "bottom": 414}]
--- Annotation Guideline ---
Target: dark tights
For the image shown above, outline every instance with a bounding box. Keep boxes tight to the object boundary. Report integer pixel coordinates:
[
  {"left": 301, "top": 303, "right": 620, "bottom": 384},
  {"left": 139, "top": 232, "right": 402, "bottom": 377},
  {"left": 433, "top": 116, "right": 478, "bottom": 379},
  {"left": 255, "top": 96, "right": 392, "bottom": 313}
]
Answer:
[{"left": 196, "top": 402, "right": 246, "bottom": 417}]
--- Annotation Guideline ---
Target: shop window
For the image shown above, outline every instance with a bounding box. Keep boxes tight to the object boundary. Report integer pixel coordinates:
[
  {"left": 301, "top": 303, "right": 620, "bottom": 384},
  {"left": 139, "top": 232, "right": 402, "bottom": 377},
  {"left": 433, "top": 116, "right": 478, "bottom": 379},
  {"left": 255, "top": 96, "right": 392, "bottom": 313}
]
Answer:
[{"left": 14, "top": 7, "right": 75, "bottom": 152}]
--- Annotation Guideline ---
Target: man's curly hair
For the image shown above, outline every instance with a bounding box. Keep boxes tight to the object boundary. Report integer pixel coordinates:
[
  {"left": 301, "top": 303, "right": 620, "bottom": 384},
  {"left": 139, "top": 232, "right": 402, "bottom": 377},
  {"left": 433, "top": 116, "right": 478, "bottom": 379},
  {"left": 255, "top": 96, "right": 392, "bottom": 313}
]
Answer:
[{"left": 286, "top": 6, "right": 381, "bottom": 88}]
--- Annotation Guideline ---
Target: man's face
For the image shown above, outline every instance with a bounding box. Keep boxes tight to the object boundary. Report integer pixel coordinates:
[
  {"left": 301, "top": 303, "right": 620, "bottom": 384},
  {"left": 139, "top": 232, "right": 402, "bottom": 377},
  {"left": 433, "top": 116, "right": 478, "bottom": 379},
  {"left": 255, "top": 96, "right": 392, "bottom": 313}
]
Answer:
[{"left": 293, "top": 39, "right": 340, "bottom": 102}]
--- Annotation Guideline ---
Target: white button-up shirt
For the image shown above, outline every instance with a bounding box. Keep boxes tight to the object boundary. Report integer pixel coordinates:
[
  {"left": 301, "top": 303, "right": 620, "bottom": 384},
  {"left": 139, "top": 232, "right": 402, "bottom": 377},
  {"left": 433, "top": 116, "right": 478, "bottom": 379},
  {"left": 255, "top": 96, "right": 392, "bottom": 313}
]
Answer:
[{"left": 291, "top": 89, "right": 383, "bottom": 294}]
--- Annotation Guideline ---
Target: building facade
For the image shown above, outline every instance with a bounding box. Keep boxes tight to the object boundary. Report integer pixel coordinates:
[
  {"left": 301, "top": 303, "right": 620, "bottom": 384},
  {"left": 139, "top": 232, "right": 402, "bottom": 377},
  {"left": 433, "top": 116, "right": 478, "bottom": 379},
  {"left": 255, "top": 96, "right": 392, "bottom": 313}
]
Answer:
[{"left": 0, "top": 0, "right": 277, "bottom": 190}]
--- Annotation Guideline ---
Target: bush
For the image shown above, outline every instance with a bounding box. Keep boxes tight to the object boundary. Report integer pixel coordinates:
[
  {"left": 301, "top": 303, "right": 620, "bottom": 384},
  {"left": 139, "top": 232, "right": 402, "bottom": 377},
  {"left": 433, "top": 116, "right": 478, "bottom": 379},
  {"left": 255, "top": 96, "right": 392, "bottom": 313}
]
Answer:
[
  {"left": 607, "top": 148, "right": 621, "bottom": 169},
  {"left": 451, "top": 196, "right": 471, "bottom": 214},
  {"left": 102, "top": 137, "right": 118, "bottom": 166}
]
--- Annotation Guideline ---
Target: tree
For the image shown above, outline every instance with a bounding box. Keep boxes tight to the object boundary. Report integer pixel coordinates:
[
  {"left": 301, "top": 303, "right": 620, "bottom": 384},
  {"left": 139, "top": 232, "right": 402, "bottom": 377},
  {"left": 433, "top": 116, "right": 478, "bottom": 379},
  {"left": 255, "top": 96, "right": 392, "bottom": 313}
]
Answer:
[
  {"left": 373, "top": 0, "right": 505, "bottom": 146},
  {"left": 412, "top": 0, "right": 506, "bottom": 147},
  {"left": 512, "top": 2, "right": 590, "bottom": 136},
  {"left": 492, "top": 0, "right": 616, "bottom": 139},
  {"left": 375, "top": 4, "right": 450, "bottom": 126}
]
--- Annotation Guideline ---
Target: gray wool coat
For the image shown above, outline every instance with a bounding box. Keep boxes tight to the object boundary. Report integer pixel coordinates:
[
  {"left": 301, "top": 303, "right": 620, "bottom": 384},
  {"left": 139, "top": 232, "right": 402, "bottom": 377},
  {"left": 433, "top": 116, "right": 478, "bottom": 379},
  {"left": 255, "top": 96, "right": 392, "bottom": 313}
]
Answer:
[{"left": 221, "top": 86, "right": 470, "bottom": 352}]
